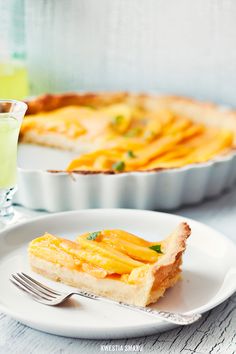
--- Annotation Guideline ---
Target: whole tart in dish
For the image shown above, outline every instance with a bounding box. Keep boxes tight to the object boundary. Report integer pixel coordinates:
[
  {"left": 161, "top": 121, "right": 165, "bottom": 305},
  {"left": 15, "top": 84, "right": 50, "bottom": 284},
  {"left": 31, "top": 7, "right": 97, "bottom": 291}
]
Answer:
[
  {"left": 21, "top": 93, "right": 236, "bottom": 173},
  {"left": 28, "top": 222, "right": 191, "bottom": 307}
]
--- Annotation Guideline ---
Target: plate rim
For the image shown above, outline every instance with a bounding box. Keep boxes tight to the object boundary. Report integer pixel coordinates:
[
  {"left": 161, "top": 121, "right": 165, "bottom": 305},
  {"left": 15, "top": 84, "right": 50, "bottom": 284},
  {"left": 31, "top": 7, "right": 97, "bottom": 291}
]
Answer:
[{"left": 0, "top": 208, "right": 236, "bottom": 339}]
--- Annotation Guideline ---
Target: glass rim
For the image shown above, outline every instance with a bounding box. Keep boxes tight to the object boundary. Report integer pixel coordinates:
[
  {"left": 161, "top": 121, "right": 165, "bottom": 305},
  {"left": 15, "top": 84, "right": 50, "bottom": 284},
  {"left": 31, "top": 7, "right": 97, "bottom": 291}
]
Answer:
[{"left": 0, "top": 99, "right": 28, "bottom": 114}]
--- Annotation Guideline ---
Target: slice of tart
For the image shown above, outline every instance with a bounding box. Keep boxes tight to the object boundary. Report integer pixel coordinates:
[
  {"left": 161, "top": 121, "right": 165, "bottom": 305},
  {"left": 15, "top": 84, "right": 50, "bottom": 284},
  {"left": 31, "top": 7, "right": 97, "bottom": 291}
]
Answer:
[{"left": 28, "top": 222, "right": 191, "bottom": 307}]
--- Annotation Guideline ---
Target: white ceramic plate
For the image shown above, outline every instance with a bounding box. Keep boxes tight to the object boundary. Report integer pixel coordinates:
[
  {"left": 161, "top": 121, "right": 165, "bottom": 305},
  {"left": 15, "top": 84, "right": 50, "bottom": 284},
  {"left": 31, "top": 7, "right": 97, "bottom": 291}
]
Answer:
[
  {"left": 0, "top": 209, "right": 235, "bottom": 339},
  {"left": 15, "top": 144, "right": 236, "bottom": 212}
]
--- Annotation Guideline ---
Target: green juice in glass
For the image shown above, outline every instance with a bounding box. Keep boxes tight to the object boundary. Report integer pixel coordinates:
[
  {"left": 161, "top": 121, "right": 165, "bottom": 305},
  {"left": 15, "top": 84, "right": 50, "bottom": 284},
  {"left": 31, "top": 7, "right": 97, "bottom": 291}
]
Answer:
[{"left": 0, "top": 115, "right": 20, "bottom": 189}]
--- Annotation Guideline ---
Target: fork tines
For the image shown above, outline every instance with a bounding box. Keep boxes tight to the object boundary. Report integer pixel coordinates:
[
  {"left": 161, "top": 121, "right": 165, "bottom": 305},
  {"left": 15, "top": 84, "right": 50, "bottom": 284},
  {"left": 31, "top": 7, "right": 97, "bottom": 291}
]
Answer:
[{"left": 10, "top": 272, "right": 61, "bottom": 302}]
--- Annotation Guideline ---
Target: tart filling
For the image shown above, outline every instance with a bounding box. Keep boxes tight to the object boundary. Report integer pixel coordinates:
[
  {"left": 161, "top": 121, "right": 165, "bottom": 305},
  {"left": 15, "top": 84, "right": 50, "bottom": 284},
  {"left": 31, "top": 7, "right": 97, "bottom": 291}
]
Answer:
[
  {"left": 21, "top": 93, "right": 235, "bottom": 173},
  {"left": 28, "top": 222, "right": 191, "bottom": 307}
]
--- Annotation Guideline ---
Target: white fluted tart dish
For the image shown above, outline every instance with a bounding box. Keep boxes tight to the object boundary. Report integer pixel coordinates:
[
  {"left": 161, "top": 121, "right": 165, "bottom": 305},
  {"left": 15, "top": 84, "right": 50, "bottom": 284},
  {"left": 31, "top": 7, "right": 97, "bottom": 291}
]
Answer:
[{"left": 15, "top": 92, "right": 236, "bottom": 211}]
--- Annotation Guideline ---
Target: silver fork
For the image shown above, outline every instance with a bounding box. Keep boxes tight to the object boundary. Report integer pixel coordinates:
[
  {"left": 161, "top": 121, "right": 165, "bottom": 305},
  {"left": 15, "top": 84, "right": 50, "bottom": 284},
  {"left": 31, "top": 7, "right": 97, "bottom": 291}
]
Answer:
[{"left": 10, "top": 272, "right": 201, "bottom": 325}]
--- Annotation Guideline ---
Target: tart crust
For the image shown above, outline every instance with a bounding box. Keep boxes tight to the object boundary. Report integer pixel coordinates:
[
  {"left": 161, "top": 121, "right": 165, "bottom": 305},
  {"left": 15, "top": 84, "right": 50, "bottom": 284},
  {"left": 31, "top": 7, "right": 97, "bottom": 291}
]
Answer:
[{"left": 29, "top": 222, "right": 191, "bottom": 307}]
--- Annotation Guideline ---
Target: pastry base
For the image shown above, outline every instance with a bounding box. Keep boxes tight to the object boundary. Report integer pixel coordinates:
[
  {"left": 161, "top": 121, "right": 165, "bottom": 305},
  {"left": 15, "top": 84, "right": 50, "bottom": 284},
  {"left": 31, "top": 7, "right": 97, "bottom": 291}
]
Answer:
[{"left": 29, "top": 254, "right": 181, "bottom": 307}]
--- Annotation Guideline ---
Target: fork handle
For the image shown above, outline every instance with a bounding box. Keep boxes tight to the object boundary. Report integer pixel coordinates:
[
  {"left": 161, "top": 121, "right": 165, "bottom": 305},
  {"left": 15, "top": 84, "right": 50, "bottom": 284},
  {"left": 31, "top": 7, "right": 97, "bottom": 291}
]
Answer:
[
  {"left": 115, "top": 303, "right": 201, "bottom": 325},
  {"left": 109, "top": 301, "right": 201, "bottom": 325},
  {"left": 73, "top": 292, "right": 201, "bottom": 325}
]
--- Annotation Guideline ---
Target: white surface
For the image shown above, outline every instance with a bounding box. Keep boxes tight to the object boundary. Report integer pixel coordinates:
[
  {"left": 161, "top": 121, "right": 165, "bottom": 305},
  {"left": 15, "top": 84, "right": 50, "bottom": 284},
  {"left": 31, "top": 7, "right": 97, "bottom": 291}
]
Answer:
[
  {"left": 24, "top": 0, "right": 236, "bottom": 106},
  {"left": 18, "top": 143, "right": 78, "bottom": 170},
  {"left": 0, "top": 209, "right": 235, "bottom": 339},
  {"left": 15, "top": 143, "right": 236, "bottom": 212}
]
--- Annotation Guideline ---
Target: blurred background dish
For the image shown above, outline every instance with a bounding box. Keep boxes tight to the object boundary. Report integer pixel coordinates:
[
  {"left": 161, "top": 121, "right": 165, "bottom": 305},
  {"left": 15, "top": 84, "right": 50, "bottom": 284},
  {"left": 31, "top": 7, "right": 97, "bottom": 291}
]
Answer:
[
  {"left": 1, "top": 1, "right": 236, "bottom": 211},
  {"left": 14, "top": 92, "right": 236, "bottom": 212}
]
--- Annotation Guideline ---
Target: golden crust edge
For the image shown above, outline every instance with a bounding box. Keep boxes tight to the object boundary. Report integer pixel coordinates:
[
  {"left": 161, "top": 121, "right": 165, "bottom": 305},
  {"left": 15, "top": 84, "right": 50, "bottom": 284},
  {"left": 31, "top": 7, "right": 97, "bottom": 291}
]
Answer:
[
  {"left": 145, "top": 222, "right": 191, "bottom": 305},
  {"left": 24, "top": 92, "right": 131, "bottom": 114},
  {"left": 24, "top": 92, "right": 236, "bottom": 139}
]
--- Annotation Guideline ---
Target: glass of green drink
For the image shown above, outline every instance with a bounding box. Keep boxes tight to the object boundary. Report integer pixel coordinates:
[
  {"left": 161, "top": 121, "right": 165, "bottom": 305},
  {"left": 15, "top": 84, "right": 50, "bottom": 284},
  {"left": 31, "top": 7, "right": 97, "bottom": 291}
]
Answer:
[{"left": 0, "top": 100, "right": 27, "bottom": 226}]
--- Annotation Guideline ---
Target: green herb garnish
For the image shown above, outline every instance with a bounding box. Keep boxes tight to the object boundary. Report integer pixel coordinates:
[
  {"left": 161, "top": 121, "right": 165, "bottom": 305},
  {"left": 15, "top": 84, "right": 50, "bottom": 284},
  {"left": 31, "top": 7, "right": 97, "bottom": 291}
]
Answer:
[
  {"left": 85, "top": 105, "right": 96, "bottom": 110},
  {"left": 149, "top": 244, "right": 163, "bottom": 254},
  {"left": 112, "top": 161, "right": 125, "bottom": 172},
  {"left": 126, "top": 150, "right": 136, "bottom": 158},
  {"left": 125, "top": 127, "right": 141, "bottom": 137},
  {"left": 112, "top": 115, "right": 124, "bottom": 126},
  {"left": 87, "top": 231, "right": 101, "bottom": 240}
]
